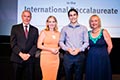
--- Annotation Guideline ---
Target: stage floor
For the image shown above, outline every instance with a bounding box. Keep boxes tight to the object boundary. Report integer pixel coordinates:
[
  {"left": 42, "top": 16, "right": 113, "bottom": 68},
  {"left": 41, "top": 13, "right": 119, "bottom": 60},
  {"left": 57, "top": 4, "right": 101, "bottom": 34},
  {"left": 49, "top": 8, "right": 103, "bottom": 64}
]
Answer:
[{"left": 60, "top": 74, "right": 120, "bottom": 80}]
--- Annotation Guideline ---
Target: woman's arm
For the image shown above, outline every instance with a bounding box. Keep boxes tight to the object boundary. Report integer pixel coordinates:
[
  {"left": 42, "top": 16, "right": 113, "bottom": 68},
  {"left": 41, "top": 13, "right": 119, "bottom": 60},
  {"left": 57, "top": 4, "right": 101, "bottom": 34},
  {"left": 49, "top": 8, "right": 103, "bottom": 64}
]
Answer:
[
  {"left": 103, "top": 29, "right": 113, "bottom": 54},
  {"left": 37, "top": 30, "right": 59, "bottom": 54}
]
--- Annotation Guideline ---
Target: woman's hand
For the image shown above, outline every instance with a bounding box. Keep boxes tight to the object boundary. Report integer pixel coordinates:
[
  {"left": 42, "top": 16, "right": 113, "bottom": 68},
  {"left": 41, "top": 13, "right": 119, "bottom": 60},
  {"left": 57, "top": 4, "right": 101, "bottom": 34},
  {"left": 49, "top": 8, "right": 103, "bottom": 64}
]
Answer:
[{"left": 50, "top": 48, "right": 60, "bottom": 55}]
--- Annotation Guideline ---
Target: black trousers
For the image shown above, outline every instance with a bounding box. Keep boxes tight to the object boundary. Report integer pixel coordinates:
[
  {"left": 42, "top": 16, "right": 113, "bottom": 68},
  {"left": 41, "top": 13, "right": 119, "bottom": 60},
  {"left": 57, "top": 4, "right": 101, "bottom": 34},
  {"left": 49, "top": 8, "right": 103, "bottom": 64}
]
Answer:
[
  {"left": 12, "top": 61, "right": 34, "bottom": 80},
  {"left": 63, "top": 52, "right": 85, "bottom": 80}
]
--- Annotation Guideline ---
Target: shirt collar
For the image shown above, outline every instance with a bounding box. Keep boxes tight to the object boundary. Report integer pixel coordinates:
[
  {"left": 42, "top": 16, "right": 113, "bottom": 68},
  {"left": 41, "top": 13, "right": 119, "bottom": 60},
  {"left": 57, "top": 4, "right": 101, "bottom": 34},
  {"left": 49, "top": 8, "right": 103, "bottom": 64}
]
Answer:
[
  {"left": 23, "top": 23, "right": 30, "bottom": 31},
  {"left": 23, "top": 23, "right": 30, "bottom": 28},
  {"left": 68, "top": 23, "right": 80, "bottom": 28}
]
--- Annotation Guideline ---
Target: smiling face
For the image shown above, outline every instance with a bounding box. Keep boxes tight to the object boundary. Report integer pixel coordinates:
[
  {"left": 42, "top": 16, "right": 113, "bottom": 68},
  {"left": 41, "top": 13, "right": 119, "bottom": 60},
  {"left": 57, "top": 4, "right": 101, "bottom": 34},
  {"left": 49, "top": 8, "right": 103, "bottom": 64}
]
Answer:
[
  {"left": 68, "top": 11, "right": 78, "bottom": 24},
  {"left": 46, "top": 16, "right": 58, "bottom": 31},
  {"left": 89, "top": 15, "right": 101, "bottom": 29},
  {"left": 47, "top": 17, "right": 56, "bottom": 29}
]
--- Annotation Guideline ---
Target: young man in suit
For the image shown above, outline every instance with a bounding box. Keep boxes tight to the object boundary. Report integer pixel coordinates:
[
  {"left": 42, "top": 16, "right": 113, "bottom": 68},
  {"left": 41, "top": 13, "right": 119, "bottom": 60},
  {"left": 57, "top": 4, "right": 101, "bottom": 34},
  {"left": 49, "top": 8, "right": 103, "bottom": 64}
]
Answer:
[{"left": 10, "top": 10, "right": 39, "bottom": 80}]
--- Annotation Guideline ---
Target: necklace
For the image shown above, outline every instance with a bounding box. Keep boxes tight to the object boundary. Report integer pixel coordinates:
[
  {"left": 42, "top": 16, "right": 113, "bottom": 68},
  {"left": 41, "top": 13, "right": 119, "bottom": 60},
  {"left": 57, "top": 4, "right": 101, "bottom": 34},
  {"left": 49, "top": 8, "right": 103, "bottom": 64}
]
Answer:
[
  {"left": 92, "top": 29, "right": 100, "bottom": 34},
  {"left": 52, "top": 34, "right": 56, "bottom": 39},
  {"left": 51, "top": 31, "right": 56, "bottom": 39}
]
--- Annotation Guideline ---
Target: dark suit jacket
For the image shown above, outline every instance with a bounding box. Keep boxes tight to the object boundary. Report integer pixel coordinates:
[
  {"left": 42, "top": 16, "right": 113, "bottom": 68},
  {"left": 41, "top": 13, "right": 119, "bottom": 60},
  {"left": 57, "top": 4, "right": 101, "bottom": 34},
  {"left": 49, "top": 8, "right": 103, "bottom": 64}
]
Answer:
[{"left": 10, "top": 23, "right": 39, "bottom": 63}]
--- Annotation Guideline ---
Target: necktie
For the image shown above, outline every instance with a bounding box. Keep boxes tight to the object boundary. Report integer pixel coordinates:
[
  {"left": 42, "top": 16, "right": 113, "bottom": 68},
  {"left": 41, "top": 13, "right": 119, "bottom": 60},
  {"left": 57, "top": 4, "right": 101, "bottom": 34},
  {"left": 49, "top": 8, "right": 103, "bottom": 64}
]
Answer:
[{"left": 25, "top": 26, "right": 28, "bottom": 38}]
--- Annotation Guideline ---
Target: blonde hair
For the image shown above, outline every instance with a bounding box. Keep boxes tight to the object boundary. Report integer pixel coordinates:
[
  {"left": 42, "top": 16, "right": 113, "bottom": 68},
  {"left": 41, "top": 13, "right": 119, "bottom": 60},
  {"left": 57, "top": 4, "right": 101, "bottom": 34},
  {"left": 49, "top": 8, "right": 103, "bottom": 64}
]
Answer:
[
  {"left": 89, "top": 14, "right": 101, "bottom": 28},
  {"left": 45, "top": 16, "right": 58, "bottom": 32}
]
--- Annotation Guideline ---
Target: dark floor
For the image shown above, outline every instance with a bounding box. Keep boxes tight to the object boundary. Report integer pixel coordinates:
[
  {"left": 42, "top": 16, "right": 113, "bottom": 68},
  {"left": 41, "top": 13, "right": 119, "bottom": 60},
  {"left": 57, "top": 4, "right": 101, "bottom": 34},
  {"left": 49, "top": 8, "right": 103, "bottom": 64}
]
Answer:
[
  {"left": 112, "top": 74, "right": 120, "bottom": 80},
  {"left": 59, "top": 74, "right": 120, "bottom": 80}
]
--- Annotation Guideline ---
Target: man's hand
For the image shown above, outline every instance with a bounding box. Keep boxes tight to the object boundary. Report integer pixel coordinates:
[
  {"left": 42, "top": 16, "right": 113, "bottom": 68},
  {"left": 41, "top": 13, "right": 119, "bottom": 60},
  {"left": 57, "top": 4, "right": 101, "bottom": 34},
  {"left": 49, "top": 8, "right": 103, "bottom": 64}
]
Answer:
[
  {"left": 19, "top": 52, "right": 30, "bottom": 61},
  {"left": 72, "top": 48, "right": 80, "bottom": 55},
  {"left": 67, "top": 48, "right": 80, "bottom": 56}
]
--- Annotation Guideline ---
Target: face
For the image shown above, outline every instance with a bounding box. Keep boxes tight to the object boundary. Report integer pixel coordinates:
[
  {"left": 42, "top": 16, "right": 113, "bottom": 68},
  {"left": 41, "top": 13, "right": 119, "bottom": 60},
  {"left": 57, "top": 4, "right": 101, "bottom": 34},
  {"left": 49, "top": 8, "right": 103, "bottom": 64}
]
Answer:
[
  {"left": 47, "top": 17, "right": 57, "bottom": 30},
  {"left": 69, "top": 11, "right": 78, "bottom": 24},
  {"left": 90, "top": 16, "right": 100, "bottom": 29},
  {"left": 22, "top": 11, "right": 31, "bottom": 25}
]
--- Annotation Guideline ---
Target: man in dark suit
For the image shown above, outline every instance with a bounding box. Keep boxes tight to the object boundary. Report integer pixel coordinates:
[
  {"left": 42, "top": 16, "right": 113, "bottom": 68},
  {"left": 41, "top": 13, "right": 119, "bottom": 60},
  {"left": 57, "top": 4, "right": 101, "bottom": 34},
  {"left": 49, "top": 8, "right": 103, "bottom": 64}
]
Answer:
[{"left": 10, "top": 10, "right": 39, "bottom": 80}]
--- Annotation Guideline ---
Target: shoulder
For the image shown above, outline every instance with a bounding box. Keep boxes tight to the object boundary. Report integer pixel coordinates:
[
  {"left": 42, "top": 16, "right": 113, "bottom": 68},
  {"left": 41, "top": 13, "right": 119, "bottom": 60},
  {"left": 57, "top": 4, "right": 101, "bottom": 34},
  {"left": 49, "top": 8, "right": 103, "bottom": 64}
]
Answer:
[
  {"left": 103, "top": 29, "right": 109, "bottom": 35},
  {"left": 40, "top": 30, "right": 46, "bottom": 35},
  {"left": 13, "top": 23, "right": 22, "bottom": 27},
  {"left": 56, "top": 31, "right": 60, "bottom": 34},
  {"left": 11, "top": 23, "right": 22, "bottom": 29},
  {"left": 79, "top": 24, "right": 88, "bottom": 32},
  {"left": 88, "top": 30, "right": 92, "bottom": 33},
  {"left": 61, "top": 25, "right": 69, "bottom": 31},
  {"left": 30, "top": 25, "right": 38, "bottom": 32},
  {"left": 102, "top": 29, "right": 111, "bottom": 38},
  {"left": 30, "top": 25, "right": 38, "bottom": 29},
  {"left": 62, "top": 25, "right": 69, "bottom": 29},
  {"left": 80, "top": 24, "right": 87, "bottom": 29}
]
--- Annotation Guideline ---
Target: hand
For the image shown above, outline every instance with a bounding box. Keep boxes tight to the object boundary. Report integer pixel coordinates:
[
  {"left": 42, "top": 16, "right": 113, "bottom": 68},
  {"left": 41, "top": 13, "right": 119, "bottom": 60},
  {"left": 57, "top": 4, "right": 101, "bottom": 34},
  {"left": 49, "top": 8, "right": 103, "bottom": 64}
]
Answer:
[
  {"left": 67, "top": 48, "right": 75, "bottom": 55},
  {"left": 50, "top": 48, "right": 59, "bottom": 55},
  {"left": 72, "top": 48, "right": 80, "bottom": 55},
  {"left": 67, "top": 48, "right": 73, "bottom": 53},
  {"left": 24, "top": 54, "right": 30, "bottom": 60},
  {"left": 67, "top": 48, "right": 80, "bottom": 56},
  {"left": 19, "top": 52, "right": 30, "bottom": 61}
]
